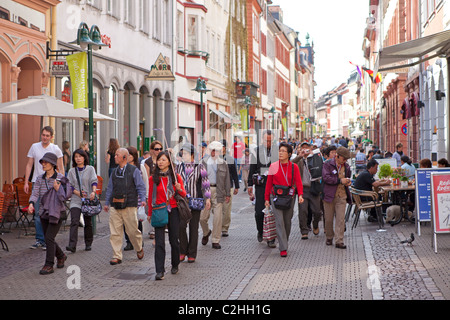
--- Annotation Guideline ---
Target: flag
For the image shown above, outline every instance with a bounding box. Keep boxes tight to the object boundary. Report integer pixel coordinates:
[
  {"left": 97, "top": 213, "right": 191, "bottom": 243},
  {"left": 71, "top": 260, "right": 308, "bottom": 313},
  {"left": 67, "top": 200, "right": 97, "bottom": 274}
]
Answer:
[
  {"left": 362, "top": 67, "right": 383, "bottom": 84},
  {"left": 240, "top": 109, "right": 248, "bottom": 131},
  {"left": 349, "top": 61, "right": 364, "bottom": 85},
  {"left": 66, "top": 52, "right": 88, "bottom": 109}
]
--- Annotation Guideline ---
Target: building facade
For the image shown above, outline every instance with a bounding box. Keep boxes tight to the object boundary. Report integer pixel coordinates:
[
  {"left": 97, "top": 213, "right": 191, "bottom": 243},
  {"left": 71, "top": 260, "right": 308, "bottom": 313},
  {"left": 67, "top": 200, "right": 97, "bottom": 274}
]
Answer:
[
  {"left": 56, "top": 0, "right": 174, "bottom": 180},
  {"left": 0, "top": 0, "right": 60, "bottom": 184}
]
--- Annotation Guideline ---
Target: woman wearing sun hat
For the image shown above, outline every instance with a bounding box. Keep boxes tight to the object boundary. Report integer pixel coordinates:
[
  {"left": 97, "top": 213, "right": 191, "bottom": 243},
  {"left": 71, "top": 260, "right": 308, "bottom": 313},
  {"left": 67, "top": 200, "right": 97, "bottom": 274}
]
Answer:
[{"left": 28, "top": 152, "right": 72, "bottom": 274}]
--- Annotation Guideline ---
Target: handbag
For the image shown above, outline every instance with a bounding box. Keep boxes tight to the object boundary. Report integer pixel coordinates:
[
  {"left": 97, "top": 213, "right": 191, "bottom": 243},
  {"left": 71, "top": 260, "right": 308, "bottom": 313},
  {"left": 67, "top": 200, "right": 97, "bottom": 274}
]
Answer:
[
  {"left": 150, "top": 180, "right": 170, "bottom": 228},
  {"left": 272, "top": 163, "right": 295, "bottom": 210},
  {"left": 262, "top": 207, "right": 276, "bottom": 241},
  {"left": 151, "top": 202, "right": 169, "bottom": 228},
  {"left": 183, "top": 163, "right": 205, "bottom": 211},
  {"left": 175, "top": 191, "right": 192, "bottom": 227},
  {"left": 75, "top": 167, "right": 102, "bottom": 216}
]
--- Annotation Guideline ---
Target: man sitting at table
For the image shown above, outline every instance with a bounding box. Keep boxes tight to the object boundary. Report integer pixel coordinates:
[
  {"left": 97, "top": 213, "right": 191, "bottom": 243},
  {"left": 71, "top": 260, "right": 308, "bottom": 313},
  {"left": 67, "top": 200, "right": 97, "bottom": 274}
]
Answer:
[{"left": 353, "top": 159, "right": 391, "bottom": 222}]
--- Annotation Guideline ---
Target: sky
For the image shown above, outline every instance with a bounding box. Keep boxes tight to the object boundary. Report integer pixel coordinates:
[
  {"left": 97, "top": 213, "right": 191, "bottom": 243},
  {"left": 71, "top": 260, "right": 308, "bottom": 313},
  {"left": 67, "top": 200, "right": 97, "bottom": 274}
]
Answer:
[{"left": 272, "top": 0, "right": 369, "bottom": 98}]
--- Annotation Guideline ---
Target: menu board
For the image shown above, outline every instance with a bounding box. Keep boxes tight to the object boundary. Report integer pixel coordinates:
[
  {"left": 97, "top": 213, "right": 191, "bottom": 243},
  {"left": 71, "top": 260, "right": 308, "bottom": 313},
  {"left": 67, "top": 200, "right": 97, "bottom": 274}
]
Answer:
[{"left": 415, "top": 168, "right": 450, "bottom": 222}]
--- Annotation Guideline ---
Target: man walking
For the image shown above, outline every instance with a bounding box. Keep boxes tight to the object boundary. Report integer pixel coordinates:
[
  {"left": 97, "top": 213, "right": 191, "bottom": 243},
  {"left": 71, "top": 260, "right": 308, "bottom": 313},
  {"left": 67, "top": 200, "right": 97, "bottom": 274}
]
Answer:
[
  {"left": 293, "top": 142, "right": 322, "bottom": 239},
  {"left": 104, "top": 148, "right": 146, "bottom": 265},
  {"left": 24, "top": 126, "right": 65, "bottom": 250},
  {"left": 322, "top": 147, "right": 352, "bottom": 249},
  {"left": 221, "top": 140, "right": 239, "bottom": 237},
  {"left": 200, "top": 141, "right": 231, "bottom": 249},
  {"left": 247, "top": 130, "right": 278, "bottom": 247}
]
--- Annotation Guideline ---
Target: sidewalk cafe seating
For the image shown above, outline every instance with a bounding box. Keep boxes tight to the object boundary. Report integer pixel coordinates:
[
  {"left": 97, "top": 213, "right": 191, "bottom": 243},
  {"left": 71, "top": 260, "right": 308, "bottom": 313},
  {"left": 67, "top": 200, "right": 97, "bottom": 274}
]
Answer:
[
  {"left": 0, "top": 192, "right": 9, "bottom": 252},
  {"left": 349, "top": 187, "right": 384, "bottom": 230},
  {"left": 13, "top": 181, "right": 33, "bottom": 237},
  {"left": 0, "top": 184, "right": 16, "bottom": 231}
]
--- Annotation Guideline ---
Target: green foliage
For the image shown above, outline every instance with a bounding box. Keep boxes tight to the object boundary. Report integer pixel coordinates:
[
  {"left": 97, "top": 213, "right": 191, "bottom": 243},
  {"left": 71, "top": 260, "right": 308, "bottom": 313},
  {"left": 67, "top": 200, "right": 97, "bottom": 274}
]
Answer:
[{"left": 378, "top": 163, "right": 393, "bottom": 179}]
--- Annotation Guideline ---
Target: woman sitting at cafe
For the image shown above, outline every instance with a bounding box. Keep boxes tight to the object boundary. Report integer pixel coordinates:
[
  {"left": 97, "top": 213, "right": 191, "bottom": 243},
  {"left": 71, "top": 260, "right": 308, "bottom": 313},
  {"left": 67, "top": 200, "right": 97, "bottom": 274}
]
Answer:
[{"left": 401, "top": 155, "right": 415, "bottom": 181}]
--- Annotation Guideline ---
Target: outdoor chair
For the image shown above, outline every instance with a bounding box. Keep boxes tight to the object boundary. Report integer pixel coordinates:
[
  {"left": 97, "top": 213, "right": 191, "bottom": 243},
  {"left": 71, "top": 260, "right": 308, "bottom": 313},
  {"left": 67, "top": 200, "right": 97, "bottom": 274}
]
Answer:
[
  {"left": 0, "top": 184, "right": 16, "bottom": 231},
  {"left": 0, "top": 192, "right": 9, "bottom": 252},
  {"left": 13, "top": 181, "right": 33, "bottom": 237},
  {"left": 349, "top": 187, "right": 384, "bottom": 230}
]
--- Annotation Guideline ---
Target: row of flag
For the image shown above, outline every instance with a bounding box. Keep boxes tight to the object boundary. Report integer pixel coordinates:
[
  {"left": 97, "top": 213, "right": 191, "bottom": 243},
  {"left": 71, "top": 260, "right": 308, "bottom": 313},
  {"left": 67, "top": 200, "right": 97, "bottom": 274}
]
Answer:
[{"left": 349, "top": 61, "right": 383, "bottom": 84}]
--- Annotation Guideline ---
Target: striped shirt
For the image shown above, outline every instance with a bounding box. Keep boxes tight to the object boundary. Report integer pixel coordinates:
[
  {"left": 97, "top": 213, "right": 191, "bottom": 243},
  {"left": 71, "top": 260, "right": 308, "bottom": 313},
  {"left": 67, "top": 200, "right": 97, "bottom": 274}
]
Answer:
[{"left": 176, "top": 162, "right": 211, "bottom": 199}]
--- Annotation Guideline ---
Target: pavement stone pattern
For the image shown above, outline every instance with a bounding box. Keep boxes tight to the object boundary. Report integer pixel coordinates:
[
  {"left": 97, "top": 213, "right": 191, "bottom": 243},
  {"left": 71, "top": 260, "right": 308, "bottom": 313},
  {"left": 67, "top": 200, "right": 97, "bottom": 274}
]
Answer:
[{"left": 0, "top": 190, "right": 449, "bottom": 300}]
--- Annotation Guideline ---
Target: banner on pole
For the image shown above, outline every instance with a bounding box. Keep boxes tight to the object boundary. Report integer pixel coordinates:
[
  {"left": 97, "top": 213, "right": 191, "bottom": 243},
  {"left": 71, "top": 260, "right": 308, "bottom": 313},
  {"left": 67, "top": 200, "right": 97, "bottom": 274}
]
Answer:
[
  {"left": 66, "top": 52, "right": 88, "bottom": 109},
  {"left": 240, "top": 109, "right": 248, "bottom": 131}
]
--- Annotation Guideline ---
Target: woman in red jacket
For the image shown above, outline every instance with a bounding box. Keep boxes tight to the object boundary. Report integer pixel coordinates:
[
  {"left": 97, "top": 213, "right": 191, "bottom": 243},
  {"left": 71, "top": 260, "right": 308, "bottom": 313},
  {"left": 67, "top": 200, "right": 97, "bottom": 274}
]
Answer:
[
  {"left": 265, "top": 143, "right": 304, "bottom": 257},
  {"left": 148, "top": 151, "right": 187, "bottom": 280}
]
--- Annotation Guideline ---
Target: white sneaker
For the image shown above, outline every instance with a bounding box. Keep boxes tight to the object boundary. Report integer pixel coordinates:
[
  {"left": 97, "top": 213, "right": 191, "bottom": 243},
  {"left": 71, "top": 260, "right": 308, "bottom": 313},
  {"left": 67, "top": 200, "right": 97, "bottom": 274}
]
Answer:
[{"left": 30, "top": 241, "right": 46, "bottom": 250}]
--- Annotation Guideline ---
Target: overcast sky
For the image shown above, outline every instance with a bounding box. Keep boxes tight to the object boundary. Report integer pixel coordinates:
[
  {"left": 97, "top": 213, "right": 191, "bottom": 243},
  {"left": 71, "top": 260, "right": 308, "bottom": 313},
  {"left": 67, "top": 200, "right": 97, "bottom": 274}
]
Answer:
[{"left": 272, "top": 0, "right": 369, "bottom": 98}]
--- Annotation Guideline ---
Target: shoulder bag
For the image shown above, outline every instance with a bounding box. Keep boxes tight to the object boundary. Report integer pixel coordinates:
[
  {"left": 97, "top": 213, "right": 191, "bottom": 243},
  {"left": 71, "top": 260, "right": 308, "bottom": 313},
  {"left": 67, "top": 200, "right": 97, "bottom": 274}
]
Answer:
[
  {"left": 272, "top": 163, "right": 295, "bottom": 210},
  {"left": 174, "top": 173, "right": 192, "bottom": 227},
  {"left": 151, "top": 180, "right": 169, "bottom": 228},
  {"left": 75, "top": 167, "right": 102, "bottom": 217},
  {"left": 183, "top": 163, "right": 205, "bottom": 211}
]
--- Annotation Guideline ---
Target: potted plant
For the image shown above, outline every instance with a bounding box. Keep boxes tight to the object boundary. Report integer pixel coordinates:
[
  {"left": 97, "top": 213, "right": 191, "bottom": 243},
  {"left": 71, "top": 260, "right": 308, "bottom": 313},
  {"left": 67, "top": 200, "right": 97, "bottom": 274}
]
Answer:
[
  {"left": 400, "top": 175, "right": 409, "bottom": 188},
  {"left": 378, "top": 163, "right": 393, "bottom": 179}
]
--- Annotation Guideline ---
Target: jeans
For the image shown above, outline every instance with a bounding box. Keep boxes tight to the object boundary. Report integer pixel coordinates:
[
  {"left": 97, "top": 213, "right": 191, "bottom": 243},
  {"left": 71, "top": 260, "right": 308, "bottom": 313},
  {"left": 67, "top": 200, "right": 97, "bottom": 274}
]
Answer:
[
  {"left": 155, "top": 207, "right": 180, "bottom": 273},
  {"left": 33, "top": 197, "right": 45, "bottom": 244},
  {"left": 41, "top": 218, "right": 64, "bottom": 267}
]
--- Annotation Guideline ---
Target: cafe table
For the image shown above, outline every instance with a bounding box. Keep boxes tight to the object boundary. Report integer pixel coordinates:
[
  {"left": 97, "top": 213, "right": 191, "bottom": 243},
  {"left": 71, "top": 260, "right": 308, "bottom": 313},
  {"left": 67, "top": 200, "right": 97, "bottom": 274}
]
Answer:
[{"left": 379, "top": 184, "right": 415, "bottom": 226}]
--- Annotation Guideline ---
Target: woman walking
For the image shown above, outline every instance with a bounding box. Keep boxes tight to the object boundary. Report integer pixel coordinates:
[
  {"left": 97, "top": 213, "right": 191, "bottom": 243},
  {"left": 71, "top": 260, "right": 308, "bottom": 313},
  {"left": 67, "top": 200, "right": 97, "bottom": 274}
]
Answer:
[
  {"left": 176, "top": 143, "right": 211, "bottom": 263},
  {"left": 28, "top": 152, "right": 72, "bottom": 275},
  {"left": 265, "top": 143, "right": 304, "bottom": 257},
  {"left": 66, "top": 149, "right": 98, "bottom": 253},
  {"left": 148, "top": 151, "right": 187, "bottom": 280},
  {"left": 144, "top": 140, "right": 163, "bottom": 240},
  {"left": 105, "top": 138, "right": 120, "bottom": 177}
]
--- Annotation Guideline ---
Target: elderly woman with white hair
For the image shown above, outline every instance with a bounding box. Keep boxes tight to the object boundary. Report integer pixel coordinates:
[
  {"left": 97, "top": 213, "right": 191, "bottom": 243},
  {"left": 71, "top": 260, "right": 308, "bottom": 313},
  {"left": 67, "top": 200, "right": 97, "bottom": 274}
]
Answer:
[{"left": 199, "top": 141, "right": 231, "bottom": 249}]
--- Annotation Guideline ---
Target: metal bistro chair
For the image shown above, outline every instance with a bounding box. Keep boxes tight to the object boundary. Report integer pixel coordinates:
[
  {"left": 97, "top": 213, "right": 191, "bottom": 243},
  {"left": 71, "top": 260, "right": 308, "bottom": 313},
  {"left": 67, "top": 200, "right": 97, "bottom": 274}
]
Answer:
[
  {"left": 0, "top": 192, "right": 9, "bottom": 252},
  {"left": 0, "top": 184, "right": 16, "bottom": 231},
  {"left": 13, "top": 181, "right": 33, "bottom": 237},
  {"left": 96, "top": 175, "right": 103, "bottom": 222},
  {"left": 350, "top": 187, "right": 384, "bottom": 230}
]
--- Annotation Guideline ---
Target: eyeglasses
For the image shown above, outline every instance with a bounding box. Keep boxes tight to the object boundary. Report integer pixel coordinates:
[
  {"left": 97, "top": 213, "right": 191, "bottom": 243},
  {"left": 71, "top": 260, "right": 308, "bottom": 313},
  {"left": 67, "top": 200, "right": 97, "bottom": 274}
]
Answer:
[{"left": 153, "top": 148, "right": 163, "bottom": 151}]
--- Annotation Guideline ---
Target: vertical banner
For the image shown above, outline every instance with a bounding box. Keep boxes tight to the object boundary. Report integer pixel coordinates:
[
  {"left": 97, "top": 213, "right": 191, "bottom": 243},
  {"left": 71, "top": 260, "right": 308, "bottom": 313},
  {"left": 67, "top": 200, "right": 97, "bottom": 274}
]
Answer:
[
  {"left": 281, "top": 118, "right": 287, "bottom": 135},
  {"left": 66, "top": 52, "right": 88, "bottom": 109},
  {"left": 240, "top": 109, "right": 248, "bottom": 131}
]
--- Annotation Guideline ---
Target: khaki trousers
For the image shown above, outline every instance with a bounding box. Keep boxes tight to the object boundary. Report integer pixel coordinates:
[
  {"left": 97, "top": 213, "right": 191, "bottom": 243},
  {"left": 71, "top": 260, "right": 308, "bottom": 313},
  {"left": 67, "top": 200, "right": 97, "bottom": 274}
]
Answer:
[
  {"left": 200, "top": 187, "right": 223, "bottom": 244},
  {"left": 323, "top": 196, "right": 347, "bottom": 245},
  {"left": 222, "top": 188, "right": 233, "bottom": 233},
  {"left": 109, "top": 206, "right": 143, "bottom": 260}
]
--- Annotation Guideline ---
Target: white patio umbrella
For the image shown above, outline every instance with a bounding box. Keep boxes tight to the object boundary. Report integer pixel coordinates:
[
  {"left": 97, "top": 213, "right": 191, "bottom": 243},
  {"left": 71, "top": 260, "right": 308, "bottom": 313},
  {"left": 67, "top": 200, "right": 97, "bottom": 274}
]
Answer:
[
  {"left": 351, "top": 124, "right": 364, "bottom": 137},
  {"left": 0, "top": 95, "right": 116, "bottom": 121}
]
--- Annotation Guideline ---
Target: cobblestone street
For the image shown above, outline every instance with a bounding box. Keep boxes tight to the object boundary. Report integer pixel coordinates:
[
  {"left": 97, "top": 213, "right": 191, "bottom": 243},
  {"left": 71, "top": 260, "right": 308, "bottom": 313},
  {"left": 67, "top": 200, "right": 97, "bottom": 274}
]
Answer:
[{"left": 0, "top": 190, "right": 448, "bottom": 301}]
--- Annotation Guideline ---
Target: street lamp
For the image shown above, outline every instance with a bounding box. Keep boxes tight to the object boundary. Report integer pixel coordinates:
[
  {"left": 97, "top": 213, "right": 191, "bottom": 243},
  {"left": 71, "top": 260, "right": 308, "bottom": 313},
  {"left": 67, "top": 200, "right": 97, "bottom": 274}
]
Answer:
[
  {"left": 192, "top": 78, "right": 211, "bottom": 146},
  {"left": 269, "top": 107, "right": 276, "bottom": 130},
  {"left": 70, "top": 22, "right": 108, "bottom": 166}
]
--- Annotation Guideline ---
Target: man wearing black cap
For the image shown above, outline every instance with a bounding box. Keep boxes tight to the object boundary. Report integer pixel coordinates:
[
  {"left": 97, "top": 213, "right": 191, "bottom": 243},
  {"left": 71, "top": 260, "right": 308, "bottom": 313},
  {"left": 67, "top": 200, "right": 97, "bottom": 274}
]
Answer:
[
  {"left": 293, "top": 141, "right": 322, "bottom": 239},
  {"left": 247, "top": 130, "right": 278, "bottom": 247}
]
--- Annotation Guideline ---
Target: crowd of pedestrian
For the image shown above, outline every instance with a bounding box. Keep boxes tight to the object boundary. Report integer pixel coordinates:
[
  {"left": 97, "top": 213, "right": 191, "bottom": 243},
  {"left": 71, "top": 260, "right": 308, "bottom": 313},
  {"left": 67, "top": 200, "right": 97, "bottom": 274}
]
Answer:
[{"left": 20, "top": 126, "right": 450, "bottom": 279}]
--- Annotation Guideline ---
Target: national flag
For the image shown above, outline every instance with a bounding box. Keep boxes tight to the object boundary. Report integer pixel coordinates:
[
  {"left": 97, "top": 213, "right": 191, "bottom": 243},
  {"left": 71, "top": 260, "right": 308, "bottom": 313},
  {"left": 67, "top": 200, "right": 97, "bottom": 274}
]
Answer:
[{"left": 362, "top": 67, "right": 383, "bottom": 84}]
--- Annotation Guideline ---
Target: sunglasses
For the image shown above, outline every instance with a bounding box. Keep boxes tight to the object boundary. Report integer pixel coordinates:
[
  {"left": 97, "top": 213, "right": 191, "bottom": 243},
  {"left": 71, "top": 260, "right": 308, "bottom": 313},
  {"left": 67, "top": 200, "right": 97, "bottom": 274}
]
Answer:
[{"left": 153, "top": 148, "right": 163, "bottom": 151}]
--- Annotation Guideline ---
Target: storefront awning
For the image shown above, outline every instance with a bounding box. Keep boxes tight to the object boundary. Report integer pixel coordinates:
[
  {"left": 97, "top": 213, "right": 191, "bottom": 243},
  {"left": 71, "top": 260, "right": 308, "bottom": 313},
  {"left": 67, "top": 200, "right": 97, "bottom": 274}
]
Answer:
[
  {"left": 375, "top": 29, "right": 450, "bottom": 73},
  {"left": 209, "top": 108, "right": 236, "bottom": 124}
]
